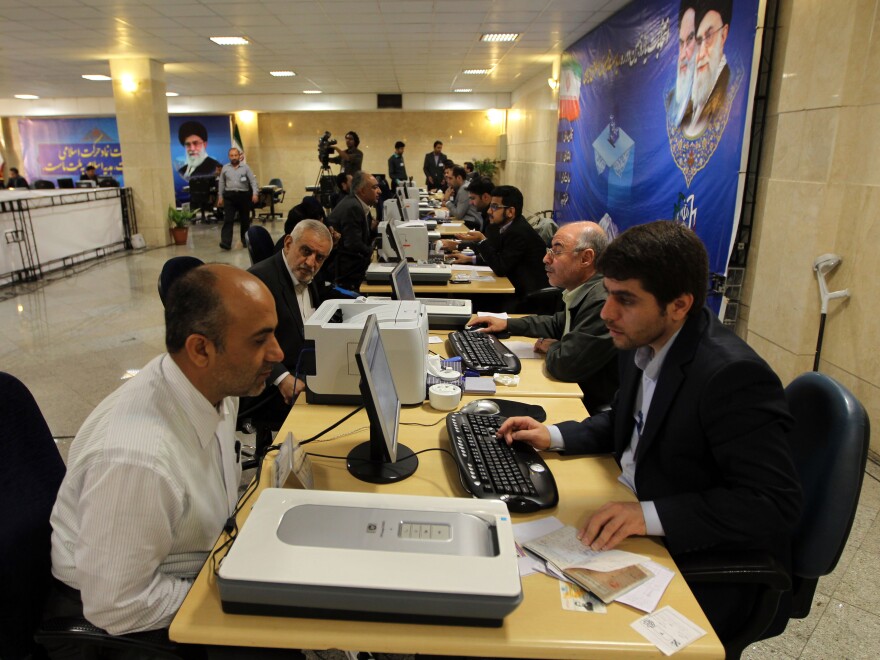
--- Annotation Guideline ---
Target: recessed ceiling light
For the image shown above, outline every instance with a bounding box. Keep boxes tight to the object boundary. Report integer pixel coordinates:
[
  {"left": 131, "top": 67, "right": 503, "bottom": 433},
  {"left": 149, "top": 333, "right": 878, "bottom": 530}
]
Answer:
[
  {"left": 481, "top": 33, "right": 518, "bottom": 42},
  {"left": 453, "top": 89, "right": 473, "bottom": 93},
  {"left": 14, "top": 94, "right": 39, "bottom": 100},
  {"left": 82, "top": 74, "right": 111, "bottom": 81},
  {"left": 303, "top": 90, "right": 322, "bottom": 94},
  {"left": 270, "top": 70, "right": 296, "bottom": 77},
  {"left": 165, "top": 92, "right": 179, "bottom": 97},
  {"left": 462, "top": 69, "right": 491, "bottom": 75},
  {"left": 210, "top": 36, "right": 249, "bottom": 46}
]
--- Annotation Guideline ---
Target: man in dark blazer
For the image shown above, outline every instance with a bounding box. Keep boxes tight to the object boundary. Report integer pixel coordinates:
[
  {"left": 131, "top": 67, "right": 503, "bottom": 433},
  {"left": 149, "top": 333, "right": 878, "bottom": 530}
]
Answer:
[
  {"left": 497, "top": 221, "right": 802, "bottom": 643},
  {"left": 244, "top": 220, "right": 333, "bottom": 426},
  {"left": 326, "top": 171, "right": 380, "bottom": 291},
  {"left": 422, "top": 140, "right": 448, "bottom": 190},
  {"left": 450, "top": 185, "right": 549, "bottom": 308}
]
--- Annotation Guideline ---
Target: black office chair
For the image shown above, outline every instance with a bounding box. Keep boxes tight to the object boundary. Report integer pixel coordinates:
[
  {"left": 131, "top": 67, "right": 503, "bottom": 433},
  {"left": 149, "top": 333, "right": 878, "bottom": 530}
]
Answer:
[
  {"left": 0, "top": 372, "right": 185, "bottom": 660},
  {"left": 157, "top": 256, "right": 204, "bottom": 306},
  {"left": 33, "top": 179, "right": 56, "bottom": 189},
  {"left": 515, "top": 286, "right": 563, "bottom": 315},
  {"left": 677, "top": 371, "right": 870, "bottom": 659},
  {"left": 245, "top": 225, "right": 275, "bottom": 265},
  {"left": 57, "top": 177, "right": 75, "bottom": 189},
  {"left": 257, "top": 178, "right": 286, "bottom": 221},
  {"left": 188, "top": 175, "right": 218, "bottom": 223}
]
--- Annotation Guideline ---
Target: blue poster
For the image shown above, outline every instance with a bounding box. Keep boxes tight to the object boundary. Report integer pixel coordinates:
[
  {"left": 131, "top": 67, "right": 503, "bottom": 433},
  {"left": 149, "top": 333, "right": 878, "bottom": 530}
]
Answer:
[
  {"left": 19, "top": 117, "right": 124, "bottom": 186},
  {"left": 170, "top": 115, "right": 231, "bottom": 205},
  {"left": 554, "top": 0, "right": 760, "bottom": 295}
]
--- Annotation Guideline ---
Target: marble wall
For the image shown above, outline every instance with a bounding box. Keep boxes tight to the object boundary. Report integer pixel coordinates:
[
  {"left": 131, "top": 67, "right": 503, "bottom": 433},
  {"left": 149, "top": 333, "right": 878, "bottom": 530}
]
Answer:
[{"left": 743, "top": 0, "right": 880, "bottom": 451}]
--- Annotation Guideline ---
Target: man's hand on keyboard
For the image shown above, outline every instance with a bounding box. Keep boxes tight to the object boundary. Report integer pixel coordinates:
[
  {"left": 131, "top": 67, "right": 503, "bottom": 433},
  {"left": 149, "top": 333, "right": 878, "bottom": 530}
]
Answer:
[
  {"left": 467, "top": 316, "right": 508, "bottom": 333},
  {"left": 496, "top": 416, "right": 551, "bottom": 450}
]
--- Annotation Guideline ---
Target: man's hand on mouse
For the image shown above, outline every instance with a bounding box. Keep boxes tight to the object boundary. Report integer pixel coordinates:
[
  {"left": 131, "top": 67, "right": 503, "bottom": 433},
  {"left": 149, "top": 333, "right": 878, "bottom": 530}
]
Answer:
[
  {"left": 496, "top": 416, "right": 551, "bottom": 450},
  {"left": 467, "top": 315, "right": 508, "bottom": 333}
]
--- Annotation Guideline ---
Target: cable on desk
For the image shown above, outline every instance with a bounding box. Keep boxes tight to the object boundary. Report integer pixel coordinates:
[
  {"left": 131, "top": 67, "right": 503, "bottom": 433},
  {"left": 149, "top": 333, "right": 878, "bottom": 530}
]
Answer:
[
  {"left": 401, "top": 417, "right": 446, "bottom": 427},
  {"left": 299, "top": 405, "right": 364, "bottom": 445},
  {"left": 307, "top": 446, "right": 458, "bottom": 465}
]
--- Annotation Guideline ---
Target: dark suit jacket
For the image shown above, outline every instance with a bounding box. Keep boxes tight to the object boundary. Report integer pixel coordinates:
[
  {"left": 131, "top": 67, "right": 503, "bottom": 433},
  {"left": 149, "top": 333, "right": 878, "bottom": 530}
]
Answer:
[
  {"left": 243, "top": 251, "right": 321, "bottom": 426},
  {"left": 178, "top": 156, "right": 221, "bottom": 180},
  {"left": 476, "top": 215, "right": 549, "bottom": 304},
  {"left": 326, "top": 194, "right": 374, "bottom": 290},
  {"left": 422, "top": 151, "right": 447, "bottom": 189},
  {"left": 682, "top": 64, "right": 730, "bottom": 130},
  {"left": 556, "top": 307, "right": 802, "bottom": 561}
]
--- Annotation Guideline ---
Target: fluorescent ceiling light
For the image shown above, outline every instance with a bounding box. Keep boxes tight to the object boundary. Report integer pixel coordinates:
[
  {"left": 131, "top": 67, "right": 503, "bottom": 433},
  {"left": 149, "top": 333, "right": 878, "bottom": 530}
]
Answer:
[
  {"left": 303, "top": 90, "right": 322, "bottom": 94},
  {"left": 14, "top": 94, "right": 39, "bottom": 99},
  {"left": 481, "top": 33, "right": 518, "bottom": 42},
  {"left": 82, "top": 74, "right": 111, "bottom": 81},
  {"left": 453, "top": 89, "right": 472, "bottom": 93},
  {"left": 165, "top": 92, "right": 179, "bottom": 97},
  {"left": 210, "top": 36, "right": 249, "bottom": 46},
  {"left": 462, "top": 69, "right": 491, "bottom": 75},
  {"left": 270, "top": 71, "right": 296, "bottom": 77}
]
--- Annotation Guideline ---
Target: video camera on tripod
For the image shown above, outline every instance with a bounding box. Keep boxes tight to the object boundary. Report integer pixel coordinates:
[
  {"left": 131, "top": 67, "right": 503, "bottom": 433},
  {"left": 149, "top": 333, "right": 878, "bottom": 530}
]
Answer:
[{"left": 317, "top": 131, "right": 337, "bottom": 168}]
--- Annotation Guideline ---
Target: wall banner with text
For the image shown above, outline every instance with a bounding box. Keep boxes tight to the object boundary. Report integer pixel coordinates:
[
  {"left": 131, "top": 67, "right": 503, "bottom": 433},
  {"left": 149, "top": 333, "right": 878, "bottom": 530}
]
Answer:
[{"left": 554, "top": 0, "right": 761, "bottom": 298}]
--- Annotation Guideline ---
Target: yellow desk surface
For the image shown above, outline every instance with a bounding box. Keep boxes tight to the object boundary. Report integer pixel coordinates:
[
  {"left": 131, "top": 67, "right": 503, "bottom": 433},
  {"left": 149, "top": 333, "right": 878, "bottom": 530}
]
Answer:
[
  {"left": 430, "top": 329, "right": 583, "bottom": 399},
  {"left": 436, "top": 221, "right": 468, "bottom": 236},
  {"left": 360, "top": 270, "right": 514, "bottom": 295},
  {"left": 170, "top": 398, "right": 722, "bottom": 658}
]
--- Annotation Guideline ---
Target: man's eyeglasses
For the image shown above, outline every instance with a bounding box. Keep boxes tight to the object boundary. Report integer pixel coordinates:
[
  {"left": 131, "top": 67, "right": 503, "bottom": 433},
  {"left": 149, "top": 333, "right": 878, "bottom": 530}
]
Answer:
[
  {"left": 488, "top": 203, "right": 510, "bottom": 211},
  {"left": 545, "top": 247, "right": 582, "bottom": 258},
  {"left": 695, "top": 24, "right": 725, "bottom": 50}
]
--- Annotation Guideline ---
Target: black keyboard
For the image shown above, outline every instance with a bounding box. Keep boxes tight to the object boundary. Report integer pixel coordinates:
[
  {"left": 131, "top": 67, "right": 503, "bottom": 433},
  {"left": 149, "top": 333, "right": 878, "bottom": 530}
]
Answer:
[
  {"left": 446, "top": 412, "right": 558, "bottom": 513},
  {"left": 447, "top": 331, "right": 521, "bottom": 375}
]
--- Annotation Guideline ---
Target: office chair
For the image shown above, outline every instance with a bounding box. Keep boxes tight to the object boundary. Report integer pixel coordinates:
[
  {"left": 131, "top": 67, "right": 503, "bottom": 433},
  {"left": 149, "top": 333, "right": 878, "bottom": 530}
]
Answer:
[
  {"left": 526, "top": 210, "right": 559, "bottom": 247},
  {"left": 245, "top": 225, "right": 275, "bottom": 266},
  {"left": 0, "top": 372, "right": 185, "bottom": 660},
  {"left": 676, "top": 371, "right": 870, "bottom": 659},
  {"left": 57, "top": 177, "right": 75, "bottom": 189},
  {"left": 33, "top": 179, "right": 56, "bottom": 189},
  {"left": 515, "top": 286, "right": 563, "bottom": 315},
  {"left": 188, "top": 175, "right": 218, "bottom": 222},
  {"left": 257, "top": 178, "right": 286, "bottom": 221},
  {"left": 157, "top": 256, "right": 204, "bottom": 306}
]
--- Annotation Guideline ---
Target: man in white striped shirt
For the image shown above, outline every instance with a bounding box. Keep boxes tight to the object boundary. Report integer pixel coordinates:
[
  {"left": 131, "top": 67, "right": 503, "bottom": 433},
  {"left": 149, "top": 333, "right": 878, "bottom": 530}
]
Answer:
[{"left": 48, "top": 264, "right": 284, "bottom": 640}]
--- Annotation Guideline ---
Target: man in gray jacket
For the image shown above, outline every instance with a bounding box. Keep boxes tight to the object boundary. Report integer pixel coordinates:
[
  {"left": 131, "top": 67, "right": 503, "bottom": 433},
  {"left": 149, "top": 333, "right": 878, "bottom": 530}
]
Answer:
[{"left": 468, "top": 221, "right": 618, "bottom": 412}]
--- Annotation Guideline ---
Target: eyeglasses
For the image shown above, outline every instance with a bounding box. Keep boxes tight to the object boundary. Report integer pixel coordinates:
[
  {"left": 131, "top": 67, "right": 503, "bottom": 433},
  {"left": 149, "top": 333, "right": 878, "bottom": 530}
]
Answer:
[
  {"left": 488, "top": 203, "right": 510, "bottom": 211},
  {"left": 695, "top": 24, "right": 725, "bottom": 51},
  {"left": 545, "top": 247, "right": 582, "bottom": 258}
]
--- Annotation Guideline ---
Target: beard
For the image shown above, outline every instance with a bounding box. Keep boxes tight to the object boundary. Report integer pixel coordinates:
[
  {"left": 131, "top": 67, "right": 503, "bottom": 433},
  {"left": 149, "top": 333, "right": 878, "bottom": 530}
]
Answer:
[
  {"left": 692, "top": 48, "right": 723, "bottom": 111},
  {"left": 673, "top": 57, "right": 695, "bottom": 123},
  {"left": 183, "top": 150, "right": 208, "bottom": 177}
]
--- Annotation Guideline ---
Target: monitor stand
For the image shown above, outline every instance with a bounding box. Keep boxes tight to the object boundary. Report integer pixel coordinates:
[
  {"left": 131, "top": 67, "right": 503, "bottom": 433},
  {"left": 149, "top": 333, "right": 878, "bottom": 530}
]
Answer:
[{"left": 346, "top": 441, "right": 418, "bottom": 484}]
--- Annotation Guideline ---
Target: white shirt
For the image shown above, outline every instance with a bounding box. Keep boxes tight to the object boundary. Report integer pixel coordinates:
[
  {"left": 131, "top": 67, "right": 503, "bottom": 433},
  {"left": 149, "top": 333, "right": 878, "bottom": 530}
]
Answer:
[
  {"left": 273, "top": 262, "right": 315, "bottom": 386},
  {"left": 50, "top": 354, "right": 241, "bottom": 635}
]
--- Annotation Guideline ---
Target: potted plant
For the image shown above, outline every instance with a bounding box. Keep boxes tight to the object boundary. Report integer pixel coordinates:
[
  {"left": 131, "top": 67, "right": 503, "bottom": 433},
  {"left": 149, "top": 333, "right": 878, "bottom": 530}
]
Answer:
[
  {"left": 472, "top": 158, "right": 500, "bottom": 181},
  {"left": 168, "top": 205, "right": 196, "bottom": 245}
]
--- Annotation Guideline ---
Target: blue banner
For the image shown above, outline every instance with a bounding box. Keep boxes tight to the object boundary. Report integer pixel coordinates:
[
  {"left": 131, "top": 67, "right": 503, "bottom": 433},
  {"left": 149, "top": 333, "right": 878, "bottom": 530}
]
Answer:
[
  {"left": 19, "top": 118, "right": 124, "bottom": 185},
  {"left": 170, "top": 115, "right": 231, "bottom": 205},
  {"left": 554, "top": 0, "right": 760, "bottom": 294}
]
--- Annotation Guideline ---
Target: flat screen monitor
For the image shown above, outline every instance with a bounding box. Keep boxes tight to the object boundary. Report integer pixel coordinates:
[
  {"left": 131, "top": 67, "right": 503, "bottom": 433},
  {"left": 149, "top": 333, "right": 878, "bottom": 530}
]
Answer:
[
  {"left": 348, "top": 314, "right": 417, "bottom": 483},
  {"left": 383, "top": 218, "right": 407, "bottom": 262},
  {"left": 57, "top": 178, "right": 75, "bottom": 189},
  {"left": 390, "top": 261, "right": 416, "bottom": 302},
  {"left": 75, "top": 180, "right": 97, "bottom": 188}
]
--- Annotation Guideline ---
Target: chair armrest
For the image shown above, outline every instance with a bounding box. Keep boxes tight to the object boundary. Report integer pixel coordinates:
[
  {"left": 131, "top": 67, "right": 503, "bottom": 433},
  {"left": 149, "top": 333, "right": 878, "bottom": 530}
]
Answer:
[
  {"left": 676, "top": 549, "right": 792, "bottom": 591},
  {"left": 36, "top": 617, "right": 182, "bottom": 658}
]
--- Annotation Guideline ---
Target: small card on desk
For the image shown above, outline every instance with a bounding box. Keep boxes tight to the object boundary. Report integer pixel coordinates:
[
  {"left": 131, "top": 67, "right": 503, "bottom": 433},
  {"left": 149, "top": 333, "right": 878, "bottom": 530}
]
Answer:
[{"left": 464, "top": 377, "right": 497, "bottom": 394}]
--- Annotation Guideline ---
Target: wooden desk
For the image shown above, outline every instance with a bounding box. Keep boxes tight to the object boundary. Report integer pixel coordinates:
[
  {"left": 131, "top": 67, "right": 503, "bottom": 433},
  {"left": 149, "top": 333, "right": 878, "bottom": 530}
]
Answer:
[
  {"left": 430, "top": 329, "right": 583, "bottom": 399},
  {"left": 360, "top": 270, "right": 514, "bottom": 295},
  {"left": 171, "top": 398, "right": 722, "bottom": 658}
]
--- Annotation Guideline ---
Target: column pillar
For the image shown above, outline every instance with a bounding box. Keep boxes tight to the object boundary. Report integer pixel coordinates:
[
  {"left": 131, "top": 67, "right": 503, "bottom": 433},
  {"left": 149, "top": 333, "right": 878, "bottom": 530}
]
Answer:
[
  {"left": 235, "top": 111, "right": 263, "bottom": 184},
  {"left": 109, "top": 58, "right": 176, "bottom": 247}
]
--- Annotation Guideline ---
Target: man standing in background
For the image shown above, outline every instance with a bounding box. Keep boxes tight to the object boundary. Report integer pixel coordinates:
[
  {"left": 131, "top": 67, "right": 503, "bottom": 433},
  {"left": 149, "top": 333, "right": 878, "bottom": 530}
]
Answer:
[
  {"left": 217, "top": 147, "right": 258, "bottom": 250},
  {"left": 422, "top": 140, "right": 447, "bottom": 190},
  {"left": 388, "top": 141, "right": 408, "bottom": 187}
]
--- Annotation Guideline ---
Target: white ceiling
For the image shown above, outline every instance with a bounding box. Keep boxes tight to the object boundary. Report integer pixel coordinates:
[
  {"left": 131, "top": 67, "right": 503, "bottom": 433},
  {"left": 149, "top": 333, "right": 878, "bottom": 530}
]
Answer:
[{"left": 0, "top": 0, "right": 629, "bottom": 101}]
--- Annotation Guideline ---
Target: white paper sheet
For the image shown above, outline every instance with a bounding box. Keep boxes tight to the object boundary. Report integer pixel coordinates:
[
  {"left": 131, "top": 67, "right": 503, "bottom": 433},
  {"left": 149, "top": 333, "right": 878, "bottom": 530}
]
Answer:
[{"left": 615, "top": 560, "right": 675, "bottom": 612}]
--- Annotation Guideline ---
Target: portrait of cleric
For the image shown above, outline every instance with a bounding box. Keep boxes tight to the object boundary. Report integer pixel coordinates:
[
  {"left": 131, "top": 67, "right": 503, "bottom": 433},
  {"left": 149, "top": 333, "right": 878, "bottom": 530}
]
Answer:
[{"left": 177, "top": 120, "right": 222, "bottom": 181}]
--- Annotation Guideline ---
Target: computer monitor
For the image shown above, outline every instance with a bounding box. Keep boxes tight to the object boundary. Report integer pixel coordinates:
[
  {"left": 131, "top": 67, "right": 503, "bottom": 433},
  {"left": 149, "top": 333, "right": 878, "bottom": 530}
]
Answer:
[
  {"left": 75, "top": 180, "right": 97, "bottom": 188},
  {"left": 390, "top": 261, "right": 416, "bottom": 302},
  {"left": 57, "top": 178, "right": 75, "bottom": 189},
  {"left": 383, "top": 218, "right": 406, "bottom": 262},
  {"left": 348, "top": 314, "right": 417, "bottom": 483}
]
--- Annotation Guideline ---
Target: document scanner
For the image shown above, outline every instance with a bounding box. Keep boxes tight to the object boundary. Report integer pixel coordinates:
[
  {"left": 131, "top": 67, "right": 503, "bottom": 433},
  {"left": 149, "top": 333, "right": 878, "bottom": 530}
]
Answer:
[
  {"left": 303, "top": 299, "right": 428, "bottom": 405},
  {"left": 367, "top": 261, "right": 471, "bottom": 329},
  {"left": 217, "top": 489, "right": 523, "bottom": 626}
]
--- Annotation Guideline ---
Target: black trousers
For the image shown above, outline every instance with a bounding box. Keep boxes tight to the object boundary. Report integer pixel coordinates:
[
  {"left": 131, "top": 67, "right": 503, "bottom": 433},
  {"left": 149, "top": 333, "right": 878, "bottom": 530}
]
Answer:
[{"left": 220, "top": 192, "right": 252, "bottom": 247}]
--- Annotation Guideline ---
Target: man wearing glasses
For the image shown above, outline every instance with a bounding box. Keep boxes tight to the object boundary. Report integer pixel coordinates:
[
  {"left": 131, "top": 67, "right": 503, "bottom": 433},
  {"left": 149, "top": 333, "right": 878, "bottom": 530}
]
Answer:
[
  {"left": 327, "top": 171, "right": 381, "bottom": 291},
  {"left": 467, "top": 222, "right": 618, "bottom": 413},
  {"left": 448, "top": 185, "right": 548, "bottom": 308},
  {"left": 683, "top": 0, "right": 731, "bottom": 137}
]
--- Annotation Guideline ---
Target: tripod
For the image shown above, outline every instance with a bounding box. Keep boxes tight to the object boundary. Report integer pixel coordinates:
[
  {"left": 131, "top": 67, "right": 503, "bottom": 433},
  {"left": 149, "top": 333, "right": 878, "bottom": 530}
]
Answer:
[{"left": 313, "top": 165, "right": 337, "bottom": 214}]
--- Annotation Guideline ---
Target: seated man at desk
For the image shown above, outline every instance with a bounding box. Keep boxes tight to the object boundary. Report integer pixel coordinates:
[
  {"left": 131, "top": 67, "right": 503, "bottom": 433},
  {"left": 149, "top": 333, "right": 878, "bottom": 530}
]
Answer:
[
  {"left": 47, "top": 265, "right": 284, "bottom": 638},
  {"left": 469, "top": 221, "right": 618, "bottom": 413},
  {"left": 80, "top": 165, "right": 99, "bottom": 183},
  {"left": 326, "top": 171, "right": 380, "bottom": 291},
  {"left": 6, "top": 167, "right": 28, "bottom": 188},
  {"left": 448, "top": 185, "right": 549, "bottom": 308},
  {"left": 246, "top": 220, "right": 333, "bottom": 425},
  {"left": 442, "top": 164, "right": 483, "bottom": 229},
  {"left": 497, "top": 221, "right": 802, "bottom": 644}
]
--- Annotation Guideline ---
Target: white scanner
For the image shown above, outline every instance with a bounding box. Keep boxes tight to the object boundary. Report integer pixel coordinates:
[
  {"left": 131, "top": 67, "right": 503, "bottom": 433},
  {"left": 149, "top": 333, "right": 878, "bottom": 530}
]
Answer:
[
  {"left": 304, "top": 299, "right": 428, "bottom": 405},
  {"left": 217, "top": 489, "right": 523, "bottom": 626}
]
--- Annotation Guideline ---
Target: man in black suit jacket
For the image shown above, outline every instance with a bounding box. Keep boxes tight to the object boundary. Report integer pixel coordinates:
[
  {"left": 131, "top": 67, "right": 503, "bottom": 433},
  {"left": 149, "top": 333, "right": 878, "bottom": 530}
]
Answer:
[
  {"left": 422, "top": 140, "right": 448, "bottom": 190},
  {"left": 450, "top": 185, "right": 549, "bottom": 308},
  {"left": 244, "top": 220, "right": 333, "bottom": 426},
  {"left": 326, "top": 171, "right": 380, "bottom": 291},
  {"left": 498, "top": 221, "right": 801, "bottom": 643}
]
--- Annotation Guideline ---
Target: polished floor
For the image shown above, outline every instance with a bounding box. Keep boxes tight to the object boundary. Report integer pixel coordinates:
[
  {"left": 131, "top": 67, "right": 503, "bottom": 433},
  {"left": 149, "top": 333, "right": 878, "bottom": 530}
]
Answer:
[{"left": 2, "top": 222, "right": 878, "bottom": 658}]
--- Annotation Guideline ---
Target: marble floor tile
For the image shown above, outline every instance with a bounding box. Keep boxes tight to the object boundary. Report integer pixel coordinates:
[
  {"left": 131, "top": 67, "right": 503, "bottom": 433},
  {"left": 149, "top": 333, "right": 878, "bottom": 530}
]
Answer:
[
  {"left": 834, "top": 544, "right": 880, "bottom": 616},
  {"left": 753, "top": 591, "right": 830, "bottom": 658},
  {"left": 800, "top": 599, "right": 880, "bottom": 659}
]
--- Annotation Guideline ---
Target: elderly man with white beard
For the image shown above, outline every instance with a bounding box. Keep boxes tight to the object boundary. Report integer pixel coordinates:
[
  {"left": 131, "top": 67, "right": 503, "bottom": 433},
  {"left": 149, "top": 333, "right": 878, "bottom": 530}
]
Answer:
[
  {"left": 683, "top": 0, "right": 731, "bottom": 138},
  {"left": 667, "top": 2, "right": 697, "bottom": 128},
  {"left": 177, "top": 120, "right": 221, "bottom": 181}
]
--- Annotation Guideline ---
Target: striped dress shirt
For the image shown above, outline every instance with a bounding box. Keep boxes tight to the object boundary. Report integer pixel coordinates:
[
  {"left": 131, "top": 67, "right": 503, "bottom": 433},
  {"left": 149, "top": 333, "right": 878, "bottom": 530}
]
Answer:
[{"left": 50, "top": 354, "right": 241, "bottom": 634}]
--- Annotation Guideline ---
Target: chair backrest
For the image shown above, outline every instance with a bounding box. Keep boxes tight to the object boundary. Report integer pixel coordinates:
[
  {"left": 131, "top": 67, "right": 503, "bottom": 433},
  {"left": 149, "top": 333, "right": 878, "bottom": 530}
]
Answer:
[
  {"left": 245, "top": 225, "right": 275, "bottom": 265},
  {"left": 269, "top": 178, "right": 283, "bottom": 189},
  {"left": 157, "top": 256, "right": 204, "bottom": 307},
  {"left": 57, "top": 178, "right": 75, "bottom": 189},
  {"left": 0, "top": 372, "right": 66, "bottom": 659},
  {"left": 516, "top": 286, "right": 563, "bottom": 315},
  {"left": 33, "top": 179, "right": 56, "bottom": 189},
  {"left": 786, "top": 372, "right": 870, "bottom": 579}
]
